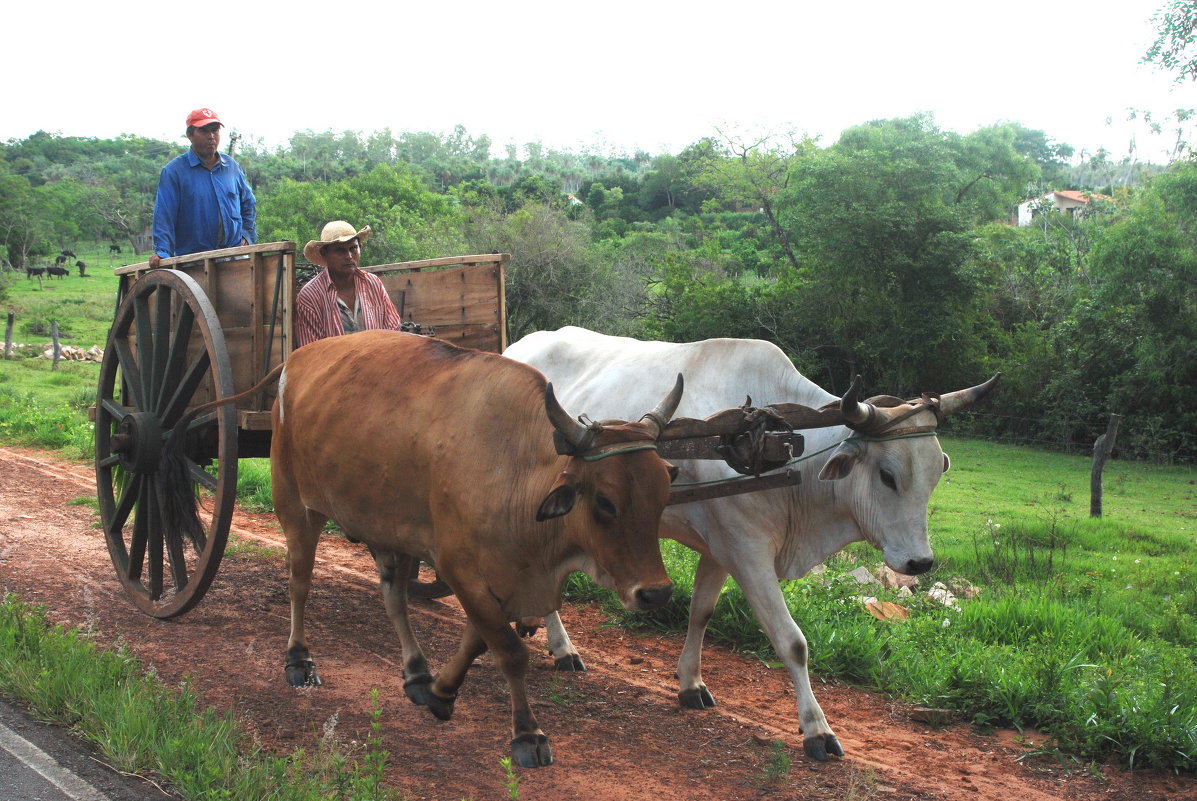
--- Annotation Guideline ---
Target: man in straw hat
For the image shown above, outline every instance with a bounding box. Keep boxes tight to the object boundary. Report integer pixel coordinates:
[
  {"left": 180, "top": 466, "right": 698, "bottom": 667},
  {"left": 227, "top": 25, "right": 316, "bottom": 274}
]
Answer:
[
  {"left": 295, "top": 220, "right": 402, "bottom": 348},
  {"left": 149, "top": 107, "right": 257, "bottom": 268}
]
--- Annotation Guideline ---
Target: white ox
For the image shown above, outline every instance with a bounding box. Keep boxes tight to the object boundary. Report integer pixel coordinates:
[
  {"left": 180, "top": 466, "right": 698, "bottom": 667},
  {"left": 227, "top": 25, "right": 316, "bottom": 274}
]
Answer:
[{"left": 504, "top": 326, "right": 999, "bottom": 760}]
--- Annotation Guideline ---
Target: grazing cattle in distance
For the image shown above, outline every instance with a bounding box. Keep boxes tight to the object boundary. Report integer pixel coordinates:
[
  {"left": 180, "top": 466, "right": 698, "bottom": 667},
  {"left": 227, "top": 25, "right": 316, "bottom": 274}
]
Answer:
[
  {"left": 60, "top": 249, "right": 76, "bottom": 258},
  {"left": 47, "top": 265, "right": 69, "bottom": 278},
  {"left": 26, "top": 266, "right": 46, "bottom": 278},
  {"left": 54, "top": 254, "right": 67, "bottom": 266},
  {"left": 270, "top": 330, "right": 682, "bottom": 767},
  {"left": 108, "top": 244, "right": 122, "bottom": 254},
  {"left": 76, "top": 260, "right": 87, "bottom": 276},
  {"left": 505, "top": 326, "right": 1000, "bottom": 761}
]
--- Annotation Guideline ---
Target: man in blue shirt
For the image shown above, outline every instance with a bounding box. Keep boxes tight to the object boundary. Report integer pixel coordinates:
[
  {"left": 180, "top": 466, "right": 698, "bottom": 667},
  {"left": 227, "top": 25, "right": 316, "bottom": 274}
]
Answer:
[{"left": 149, "top": 108, "right": 257, "bottom": 268}]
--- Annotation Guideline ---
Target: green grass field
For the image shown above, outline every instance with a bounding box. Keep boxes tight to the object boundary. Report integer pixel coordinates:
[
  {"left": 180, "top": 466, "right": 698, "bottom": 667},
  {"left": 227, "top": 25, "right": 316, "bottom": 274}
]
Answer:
[
  {"left": 1, "top": 250, "right": 1195, "bottom": 777},
  {"left": 2, "top": 244, "right": 121, "bottom": 414}
]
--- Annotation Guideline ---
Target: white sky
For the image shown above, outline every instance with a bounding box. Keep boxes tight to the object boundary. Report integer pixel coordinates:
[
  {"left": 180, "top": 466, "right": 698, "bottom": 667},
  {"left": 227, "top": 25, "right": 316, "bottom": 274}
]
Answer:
[{"left": 3, "top": 0, "right": 1193, "bottom": 164}]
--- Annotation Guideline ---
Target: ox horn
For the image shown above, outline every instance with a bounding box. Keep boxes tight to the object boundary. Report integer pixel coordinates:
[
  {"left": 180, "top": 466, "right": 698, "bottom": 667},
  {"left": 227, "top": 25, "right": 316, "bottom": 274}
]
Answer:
[
  {"left": 838, "top": 374, "right": 875, "bottom": 427},
  {"left": 640, "top": 373, "right": 685, "bottom": 438},
  {"left": 938, "top": 373, "right": 1002, "bottom": 419},
  {"left": 545, "top": 382, "right": 597, "bottom": 453}
]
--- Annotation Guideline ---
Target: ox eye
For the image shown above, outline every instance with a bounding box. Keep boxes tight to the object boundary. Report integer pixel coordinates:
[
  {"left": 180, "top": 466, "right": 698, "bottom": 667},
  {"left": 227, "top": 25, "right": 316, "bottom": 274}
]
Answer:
[
  {"left": 879, "top": 468, "right": 898, "bottom": 491},
  {"left": 594, "top": 494, "right": 617, "bottom": 518}
]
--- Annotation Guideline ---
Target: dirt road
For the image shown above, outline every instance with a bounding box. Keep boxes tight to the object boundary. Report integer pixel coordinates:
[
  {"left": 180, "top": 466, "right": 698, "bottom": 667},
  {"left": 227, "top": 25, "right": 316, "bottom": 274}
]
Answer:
[{"left": 1, "top": 446, "right": 1193, "bottom": 801}]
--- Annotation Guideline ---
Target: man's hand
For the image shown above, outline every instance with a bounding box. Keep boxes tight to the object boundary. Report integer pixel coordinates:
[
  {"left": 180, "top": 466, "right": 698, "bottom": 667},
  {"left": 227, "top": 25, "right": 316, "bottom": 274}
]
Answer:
[{"left": 149, "top": 254, "right": 161, "bottom": 269}]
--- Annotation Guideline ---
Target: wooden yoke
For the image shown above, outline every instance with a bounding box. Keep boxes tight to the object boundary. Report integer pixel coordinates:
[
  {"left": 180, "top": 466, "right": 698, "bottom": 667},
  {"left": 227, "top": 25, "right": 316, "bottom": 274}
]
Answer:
[{"left": 658, "top": 401, "right": 848, "bottom": 506}]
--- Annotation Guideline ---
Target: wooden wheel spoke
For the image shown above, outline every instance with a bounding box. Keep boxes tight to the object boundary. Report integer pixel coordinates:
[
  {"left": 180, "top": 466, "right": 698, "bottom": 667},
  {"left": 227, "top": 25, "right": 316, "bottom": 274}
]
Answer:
[
  {"left": 149, "top": 287, "right": 172, "bottom": 408},
  {"left": 160, "top": 351, "right": 211, "bottom": 428},
  {"left": 112, "top": 338, "right": 146, "bottom": 412},
  {"left": 155, "top": 304, "right": 196, "bottom": 416},
  {"left": 146, "top": 476, "right": 164, "bottom": 600},
  {"left": 156, "top": 478, "right": 191, "bottom": 592},
  {"left": 97, "top": 453, "right": 122, "bottom": 470},
  {"left": 125, "top": 477, "right": 149, "bottom": 583},
  {"left": 185, "top": 411, "right": 217, "bottom": 432},
  {"left": 132, "top": 294, "right": 154, "bottom": 407},
  {"left": 186, "top": 458, "right": 218, "bottom": 493},
  {"left": 109, "top": 472, "right": 143, "bottom": 541},
  {"left": 99, "top": 397, "right": 130, "bottom": 423}
]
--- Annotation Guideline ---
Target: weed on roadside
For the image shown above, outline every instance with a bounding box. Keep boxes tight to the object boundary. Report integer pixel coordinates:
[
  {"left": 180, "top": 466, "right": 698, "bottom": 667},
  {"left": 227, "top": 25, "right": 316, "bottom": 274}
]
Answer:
[
  {"left": 750, "top": 737, "right": 791, "bottom": 787},
  {"left": 499, "top": 756, "right": 521, "bottom": 800}
]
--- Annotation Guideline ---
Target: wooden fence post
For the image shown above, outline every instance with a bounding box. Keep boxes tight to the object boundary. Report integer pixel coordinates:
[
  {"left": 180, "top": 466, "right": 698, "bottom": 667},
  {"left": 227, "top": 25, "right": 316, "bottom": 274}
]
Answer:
[
  {"left": 51, "top": 320, "right": 61, "bottom": 370},
  {"left": 1091, "top": 413, "right": 1122, "bottom": 518}
]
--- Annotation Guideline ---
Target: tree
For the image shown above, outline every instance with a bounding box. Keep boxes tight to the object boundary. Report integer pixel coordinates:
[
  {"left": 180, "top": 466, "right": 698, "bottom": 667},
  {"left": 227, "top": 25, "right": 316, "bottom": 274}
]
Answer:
[
  {"left": 685, "top": 131, "right": 816, "bottom": 271},
  {"left": 1079, "top": 161, "right": 1197, "bottom": 458},
  {"left": 257, "top": 163, "right": 464, "bottom": 266},
  {"left": 639, "top": 153, "right": 712, "bottom": 217},
  {"left": 1144, "top": 0, "right": 1197, "bottom": 82},
  {"left": 0, "top": 165, "right": 51, "bottom": 269},
  {"left": 771, "top": 115, "right": 1017, "bottom": 393},
  {"left": 1008, "top": 124, "right": 1075, "bottom": 189},
  {"left": 948, "top": 124, "right": 1042, "bottom": 222},
  {"left": 462, "top": 202, "right": 603, "bottom": 340}
]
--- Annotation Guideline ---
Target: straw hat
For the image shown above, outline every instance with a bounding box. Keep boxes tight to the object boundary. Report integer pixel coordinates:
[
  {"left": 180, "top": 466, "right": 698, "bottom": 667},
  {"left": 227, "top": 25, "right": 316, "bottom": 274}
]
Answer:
[{"left": 303, "top": 221, "right": 372, "bottom": 267}]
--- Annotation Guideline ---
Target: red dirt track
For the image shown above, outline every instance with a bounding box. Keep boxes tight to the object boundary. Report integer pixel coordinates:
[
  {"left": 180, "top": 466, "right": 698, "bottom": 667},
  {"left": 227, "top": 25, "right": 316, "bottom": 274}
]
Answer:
[{"left": 1, "top": 446, "right": 1194, "bottom": 801}]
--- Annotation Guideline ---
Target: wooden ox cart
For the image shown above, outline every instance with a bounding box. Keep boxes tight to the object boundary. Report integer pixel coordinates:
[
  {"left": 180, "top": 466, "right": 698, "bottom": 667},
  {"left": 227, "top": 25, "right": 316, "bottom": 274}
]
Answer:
[{"left": 93, "top": 242, "right": 844, "bottom": 618}]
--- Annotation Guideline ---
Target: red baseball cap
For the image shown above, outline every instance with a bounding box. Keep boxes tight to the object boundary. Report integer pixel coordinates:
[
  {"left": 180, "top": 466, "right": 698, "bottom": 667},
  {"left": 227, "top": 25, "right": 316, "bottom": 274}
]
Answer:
[{"left": 185, "top": 108, "right": 223, "bottom": 128}]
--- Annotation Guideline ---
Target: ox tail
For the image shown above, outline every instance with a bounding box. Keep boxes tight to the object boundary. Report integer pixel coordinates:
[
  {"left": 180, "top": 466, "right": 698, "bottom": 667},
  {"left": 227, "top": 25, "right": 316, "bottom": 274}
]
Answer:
[{"left": 157, "top": 364, "right": 286, "bottom": 550}]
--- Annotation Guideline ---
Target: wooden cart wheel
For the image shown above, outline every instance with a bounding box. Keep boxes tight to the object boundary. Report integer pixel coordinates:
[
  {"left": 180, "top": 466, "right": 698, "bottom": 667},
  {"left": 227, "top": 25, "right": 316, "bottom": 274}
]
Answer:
[
  {"left": 407, "top": 560, "right": 453, "bottom": 599},
  {"left": 95, "top": 269, "right": 238, "bottom": 618}
]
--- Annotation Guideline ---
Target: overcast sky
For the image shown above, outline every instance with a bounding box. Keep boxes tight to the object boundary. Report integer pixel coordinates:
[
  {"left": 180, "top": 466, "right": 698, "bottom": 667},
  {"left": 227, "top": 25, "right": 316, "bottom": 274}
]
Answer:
[{"left": 3, "top": 0, "right": 1192, "bottom": 163}]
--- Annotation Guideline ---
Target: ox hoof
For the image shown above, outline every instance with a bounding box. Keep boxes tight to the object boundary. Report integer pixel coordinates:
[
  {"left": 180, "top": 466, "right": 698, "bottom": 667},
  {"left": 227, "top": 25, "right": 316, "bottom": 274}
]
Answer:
[
  {"left": 284, "top": 657, "right": 321, "bottom": 688},
  {"left": 403, "top": 673, "right": 434, "bottom": 706},
  {"left": 511, "top": 733, "right": 553, "bottom": 767},
  {"left": 426, "top": 689, "right": 458, "bottom": 721},
  {"left": 803, "top": 733, "right": 844, "bottom": 761},
  {"left": 678, "top": 686, "right": 716, "bottom": 709},
  {"left": 553, "top": 654, "right": 587, "bottom": 672}
]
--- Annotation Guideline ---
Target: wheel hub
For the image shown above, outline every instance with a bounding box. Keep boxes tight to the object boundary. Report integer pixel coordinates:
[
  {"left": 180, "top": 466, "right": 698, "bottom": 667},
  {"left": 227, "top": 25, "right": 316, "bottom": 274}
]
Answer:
[{"left": 109, "top": 412, "right": 163, "bottom": 474}]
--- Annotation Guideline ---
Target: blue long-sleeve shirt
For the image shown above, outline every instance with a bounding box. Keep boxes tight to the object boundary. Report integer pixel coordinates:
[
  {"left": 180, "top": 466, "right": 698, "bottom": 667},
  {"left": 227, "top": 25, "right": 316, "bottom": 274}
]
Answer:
[{"left": 152, "top": 149, "right": 257, "bottom": 259}]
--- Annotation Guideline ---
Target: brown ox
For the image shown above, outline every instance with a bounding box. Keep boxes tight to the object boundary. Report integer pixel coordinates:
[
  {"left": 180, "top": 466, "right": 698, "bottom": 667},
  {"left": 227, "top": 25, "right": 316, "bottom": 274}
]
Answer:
[{"left": 270, "top": 330, "right": 682, "bottom": 767}]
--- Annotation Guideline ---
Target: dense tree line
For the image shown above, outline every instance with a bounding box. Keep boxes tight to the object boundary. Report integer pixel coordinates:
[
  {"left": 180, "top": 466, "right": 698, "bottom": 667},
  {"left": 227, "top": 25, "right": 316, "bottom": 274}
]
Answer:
[{"left": 2, "top": 108, "right": 1194, "bottom": 461}]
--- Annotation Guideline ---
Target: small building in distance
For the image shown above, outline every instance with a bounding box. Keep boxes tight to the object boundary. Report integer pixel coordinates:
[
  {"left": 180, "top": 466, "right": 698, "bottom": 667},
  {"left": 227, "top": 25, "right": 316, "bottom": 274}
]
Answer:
[{"left": 1016, "top": 190, "right": 1112, "bottom": 226}]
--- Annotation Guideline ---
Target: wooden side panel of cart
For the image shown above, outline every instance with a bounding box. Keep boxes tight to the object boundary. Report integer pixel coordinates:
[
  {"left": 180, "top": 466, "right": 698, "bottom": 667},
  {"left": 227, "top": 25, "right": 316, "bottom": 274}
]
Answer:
[
  {"left": 365, "top": 254, "right": 508, "bottom": 354},
  {"left": 113, "top": 242, "right": 296, "bottom": 424}
]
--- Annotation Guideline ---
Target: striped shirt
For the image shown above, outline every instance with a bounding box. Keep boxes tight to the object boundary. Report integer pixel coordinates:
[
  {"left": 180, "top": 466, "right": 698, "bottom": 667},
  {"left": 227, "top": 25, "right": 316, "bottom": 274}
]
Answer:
[{"left": 295, "top": 269, "right": 402, "bottom": 348}]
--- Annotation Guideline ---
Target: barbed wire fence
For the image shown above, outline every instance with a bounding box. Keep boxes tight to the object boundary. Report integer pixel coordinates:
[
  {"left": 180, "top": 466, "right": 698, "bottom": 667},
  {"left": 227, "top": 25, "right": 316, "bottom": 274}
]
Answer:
[{"left": 943, "top": 409, "right": 1197, "bottom": 467}]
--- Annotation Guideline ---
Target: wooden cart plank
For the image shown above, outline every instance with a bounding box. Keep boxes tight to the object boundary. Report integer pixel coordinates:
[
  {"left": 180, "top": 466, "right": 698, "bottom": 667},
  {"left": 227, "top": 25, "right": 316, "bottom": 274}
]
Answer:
[
  {"left": 368, "top": 260, "right": 508, "bottom": 353},
  {"left": 114, "top": 241, "right": 298, "bottom": 275}
]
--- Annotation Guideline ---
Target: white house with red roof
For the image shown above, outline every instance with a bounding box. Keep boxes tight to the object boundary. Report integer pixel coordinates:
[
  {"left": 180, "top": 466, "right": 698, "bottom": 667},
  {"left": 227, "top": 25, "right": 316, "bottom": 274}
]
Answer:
[{"left": 1016, "top": 190, "right": 1112, "bottom": 226}]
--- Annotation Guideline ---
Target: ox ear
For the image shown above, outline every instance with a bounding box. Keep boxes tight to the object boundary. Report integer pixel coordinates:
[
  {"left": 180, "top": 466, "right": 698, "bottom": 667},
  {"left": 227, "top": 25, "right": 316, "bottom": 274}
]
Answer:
[
  {"left": 537, "top": 471, "right": 579, "bottom": 521},
  {"left": 818, "top": 442, "right": 861, "bottom": 481},
  {"left": 942, "top": 452, "right": 951, "bottom": 474},
  {"left": 666, "top": 461, "right": 680, "bottom": 482}
]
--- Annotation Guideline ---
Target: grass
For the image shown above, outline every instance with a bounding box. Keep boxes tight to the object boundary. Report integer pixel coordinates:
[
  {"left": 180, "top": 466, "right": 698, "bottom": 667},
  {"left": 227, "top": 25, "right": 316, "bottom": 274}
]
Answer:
[
  {"left": 752, "top": 738, "right": 792, "bottom": 787},
  {"left": 1, "top": 246, "right": 116, "bottom": 452},
  {"left": 3, "top": 243, "right": 125, "bottom": 349},
  {"left": 0, "top": 594, "right": 409, "bottom": 801}
]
